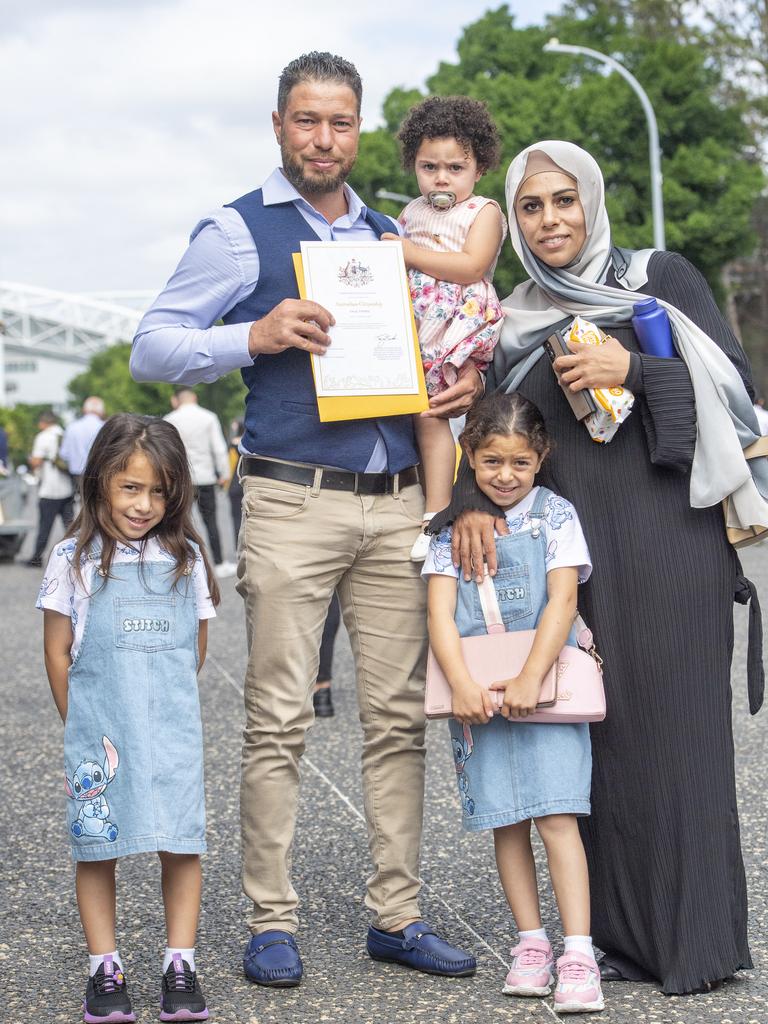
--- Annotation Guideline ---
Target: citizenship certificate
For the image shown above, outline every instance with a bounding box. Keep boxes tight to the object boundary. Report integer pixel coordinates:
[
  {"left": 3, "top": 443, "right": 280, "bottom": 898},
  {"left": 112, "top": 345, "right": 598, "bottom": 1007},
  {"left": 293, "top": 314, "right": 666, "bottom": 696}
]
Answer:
[{"left": 300, "top": 240, "right": 422, "bottom": 398}]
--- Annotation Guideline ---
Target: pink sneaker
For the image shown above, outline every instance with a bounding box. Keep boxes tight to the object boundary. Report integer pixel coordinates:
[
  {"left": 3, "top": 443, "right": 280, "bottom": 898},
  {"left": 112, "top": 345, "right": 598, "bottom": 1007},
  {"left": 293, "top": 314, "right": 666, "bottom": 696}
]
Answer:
[
  {"left": 554, "top": 951, "right": 605, "bottom": 1013},
  {"left": 502, "top": 938, "right": 555, "bottom": 996}
]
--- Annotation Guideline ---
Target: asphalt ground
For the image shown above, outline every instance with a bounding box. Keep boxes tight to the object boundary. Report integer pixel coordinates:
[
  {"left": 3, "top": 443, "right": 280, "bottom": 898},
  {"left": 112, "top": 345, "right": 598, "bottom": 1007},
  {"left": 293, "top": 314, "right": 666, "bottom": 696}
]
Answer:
[{"left": 1, "top": 494, "right": 766, "bottom": 1024}]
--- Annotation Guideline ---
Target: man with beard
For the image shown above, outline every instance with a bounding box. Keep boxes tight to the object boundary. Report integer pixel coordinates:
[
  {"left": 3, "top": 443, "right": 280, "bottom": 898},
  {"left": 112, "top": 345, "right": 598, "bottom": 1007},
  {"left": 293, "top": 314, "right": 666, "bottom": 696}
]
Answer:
[{"left": 131, "top": 52, "right": 481, "bottom": 988}]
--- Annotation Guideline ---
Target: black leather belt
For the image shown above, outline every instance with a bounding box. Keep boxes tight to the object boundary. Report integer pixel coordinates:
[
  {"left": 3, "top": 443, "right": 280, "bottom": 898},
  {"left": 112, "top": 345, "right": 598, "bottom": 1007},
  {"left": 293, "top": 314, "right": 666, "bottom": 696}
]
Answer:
[{"left": 241, "top": 457, "right": 419, "bottom": 496}]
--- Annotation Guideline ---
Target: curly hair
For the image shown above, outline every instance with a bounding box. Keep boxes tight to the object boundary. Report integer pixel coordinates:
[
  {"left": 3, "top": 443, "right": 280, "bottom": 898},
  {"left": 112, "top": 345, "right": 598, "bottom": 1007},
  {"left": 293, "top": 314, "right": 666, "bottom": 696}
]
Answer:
[
  {"left": 397, "top": 96, "right": 501, "bottom": 173},
  {"left": 459, "top": 393, "right": 551, "bottom": 459}
]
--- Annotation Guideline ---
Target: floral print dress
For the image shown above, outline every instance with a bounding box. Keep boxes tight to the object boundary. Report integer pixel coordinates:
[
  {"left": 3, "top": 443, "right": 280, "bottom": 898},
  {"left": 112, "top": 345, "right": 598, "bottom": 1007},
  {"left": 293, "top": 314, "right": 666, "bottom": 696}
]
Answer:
[{"left": 400, "top": 195, "right": 507, "bottom": 395}]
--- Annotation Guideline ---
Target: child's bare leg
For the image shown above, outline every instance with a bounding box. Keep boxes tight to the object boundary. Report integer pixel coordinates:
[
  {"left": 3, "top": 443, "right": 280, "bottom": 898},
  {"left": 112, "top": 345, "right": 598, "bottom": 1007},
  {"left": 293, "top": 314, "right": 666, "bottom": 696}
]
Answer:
[
  {"left": 414, "top": 414, "right": 457, "bottom": 514},
  {"left": 494, "top": 820, "right": 542, "bottom": 930},
  {"left": 534, "top": 814, "right": 590, "bottom": 935},
  {"left": 76, "top": 859, "right": 118, "bottom": 953},
  {"left": 159, "top": 852, "right": 202, "bottom": 948}
]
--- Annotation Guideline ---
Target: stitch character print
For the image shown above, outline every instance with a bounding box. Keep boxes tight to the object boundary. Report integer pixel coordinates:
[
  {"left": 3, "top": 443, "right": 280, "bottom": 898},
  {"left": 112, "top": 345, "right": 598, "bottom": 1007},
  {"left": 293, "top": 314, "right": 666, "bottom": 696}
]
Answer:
[{"left": 65, "top": 735, "right": 120, "bottom": 843}]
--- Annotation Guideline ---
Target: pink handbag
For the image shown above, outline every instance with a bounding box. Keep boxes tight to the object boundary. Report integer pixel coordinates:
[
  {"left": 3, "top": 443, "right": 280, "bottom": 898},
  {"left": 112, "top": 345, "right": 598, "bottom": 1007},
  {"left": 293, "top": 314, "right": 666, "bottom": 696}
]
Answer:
[{"left": 425, "top": 572, "right": 606, "bottom": 723}]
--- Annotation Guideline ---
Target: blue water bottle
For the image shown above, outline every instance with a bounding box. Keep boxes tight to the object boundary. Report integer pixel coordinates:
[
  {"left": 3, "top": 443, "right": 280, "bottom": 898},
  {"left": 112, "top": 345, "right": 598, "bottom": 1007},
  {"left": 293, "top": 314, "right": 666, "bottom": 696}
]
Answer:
[{"left": 631, "top": 298, "right": 677, "bottom": 358}]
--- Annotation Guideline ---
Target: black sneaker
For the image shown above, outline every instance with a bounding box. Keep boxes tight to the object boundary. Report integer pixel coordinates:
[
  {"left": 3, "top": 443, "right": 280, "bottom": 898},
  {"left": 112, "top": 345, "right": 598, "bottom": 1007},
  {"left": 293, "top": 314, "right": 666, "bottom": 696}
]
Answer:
[
  {"left": 160, "top": 955, "right": 209, "bottom": 1021},
  {"left": 83, "top": 957, "right": 136, "bottom": 1023}
]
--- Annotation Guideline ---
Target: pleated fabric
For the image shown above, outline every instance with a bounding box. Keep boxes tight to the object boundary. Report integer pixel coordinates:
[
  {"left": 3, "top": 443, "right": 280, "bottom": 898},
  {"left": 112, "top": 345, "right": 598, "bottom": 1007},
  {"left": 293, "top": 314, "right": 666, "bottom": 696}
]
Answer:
[{"left": 443, "top": 251, "right": 754, "bottom": 994}]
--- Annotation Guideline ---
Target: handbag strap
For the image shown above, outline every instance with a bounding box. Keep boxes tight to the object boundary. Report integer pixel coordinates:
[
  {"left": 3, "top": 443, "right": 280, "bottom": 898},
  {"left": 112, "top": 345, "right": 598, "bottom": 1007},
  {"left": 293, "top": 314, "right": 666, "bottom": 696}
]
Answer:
[
  {"left": 477, "top": 565, "right": 602, "bottom": 664},
  {"left": 476, "top": 572, "right": 506, "bottom": 635}
]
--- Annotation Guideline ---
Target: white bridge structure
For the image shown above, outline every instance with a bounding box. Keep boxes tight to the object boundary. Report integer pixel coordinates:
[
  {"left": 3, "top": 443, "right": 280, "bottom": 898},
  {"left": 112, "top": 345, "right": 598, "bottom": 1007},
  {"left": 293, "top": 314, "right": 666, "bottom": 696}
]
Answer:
[{"left": 0, "top": 282, "right": 153, "bottom": 408}]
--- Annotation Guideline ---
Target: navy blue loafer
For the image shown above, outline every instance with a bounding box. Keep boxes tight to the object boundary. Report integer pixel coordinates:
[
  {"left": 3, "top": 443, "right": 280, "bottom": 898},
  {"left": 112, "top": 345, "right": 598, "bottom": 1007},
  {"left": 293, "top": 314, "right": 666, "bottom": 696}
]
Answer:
[
  {"left": 367, "top": 921, "right": 477, "bottom": 977},
  {"left": 243, "top": 930, "right": 303, "bottom": 987}
]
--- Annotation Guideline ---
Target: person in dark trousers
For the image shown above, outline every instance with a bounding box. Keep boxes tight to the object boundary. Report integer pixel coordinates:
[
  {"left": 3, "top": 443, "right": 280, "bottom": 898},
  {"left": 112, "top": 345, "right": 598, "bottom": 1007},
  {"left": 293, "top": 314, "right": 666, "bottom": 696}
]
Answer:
[
  {"left": 164, "top": 388, "right": 235, "bottom": 579},
  {"left": 313, "top": 592, "right": 340, "bottom": 717}
]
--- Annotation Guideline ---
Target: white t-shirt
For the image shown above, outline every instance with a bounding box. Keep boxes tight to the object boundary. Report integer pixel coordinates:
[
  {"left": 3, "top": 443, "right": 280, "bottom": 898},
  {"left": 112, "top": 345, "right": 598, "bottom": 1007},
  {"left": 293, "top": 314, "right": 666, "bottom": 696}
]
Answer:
[
  {"left": 36, "top": 535, "right": 216, "bottom": 659},
  {"left": 422, "top": 486, "right": 592, "bottom": 583},
  {"left": 31, "top": 425, "right": 74, "bottom": 499},
  {"left": 164, "top": 404, "right": 229, "bottom": 486}
]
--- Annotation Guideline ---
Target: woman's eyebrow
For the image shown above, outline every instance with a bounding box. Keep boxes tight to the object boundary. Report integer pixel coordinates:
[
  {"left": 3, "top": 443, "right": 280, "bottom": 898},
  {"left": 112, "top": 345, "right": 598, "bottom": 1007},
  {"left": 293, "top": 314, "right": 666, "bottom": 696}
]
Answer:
[{"left": 517, "top": 187, "right": 578, "bottom": 202}]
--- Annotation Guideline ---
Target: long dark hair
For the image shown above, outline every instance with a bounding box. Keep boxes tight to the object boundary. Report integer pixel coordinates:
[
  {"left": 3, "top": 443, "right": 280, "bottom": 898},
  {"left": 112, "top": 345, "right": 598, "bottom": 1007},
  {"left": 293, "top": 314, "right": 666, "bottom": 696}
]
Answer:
[
  {"left": 459, "top": 392, "right": 551, "bottom": 459},
  {"left": 68, "top": 414, "right": 220, "bottom": 605}
]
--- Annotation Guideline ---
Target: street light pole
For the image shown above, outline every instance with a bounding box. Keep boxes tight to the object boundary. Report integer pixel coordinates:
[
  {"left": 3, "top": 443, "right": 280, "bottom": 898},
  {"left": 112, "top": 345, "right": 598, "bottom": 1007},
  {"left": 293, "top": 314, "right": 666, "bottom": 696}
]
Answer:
[{"left": 543, "top": 38, "right": 666, "bottom": 251}]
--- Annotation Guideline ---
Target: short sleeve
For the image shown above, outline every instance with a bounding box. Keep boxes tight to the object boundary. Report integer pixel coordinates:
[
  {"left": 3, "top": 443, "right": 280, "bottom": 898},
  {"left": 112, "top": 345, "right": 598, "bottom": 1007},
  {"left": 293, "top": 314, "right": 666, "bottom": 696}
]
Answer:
[
  {"left": 31, "top": 431, "right": 51, "bottom": 461},
  {"left": 35, "top": 542, "right": 77, "bottom": 616},
  {"left": 542, "top": 496, "right": 592, "bottom": 583},
  {"left": 422, "top": 526, "right": 459, "bottom": 579},
  {"left": 192, "top": 555, "right": 216, "bottom": 619}
]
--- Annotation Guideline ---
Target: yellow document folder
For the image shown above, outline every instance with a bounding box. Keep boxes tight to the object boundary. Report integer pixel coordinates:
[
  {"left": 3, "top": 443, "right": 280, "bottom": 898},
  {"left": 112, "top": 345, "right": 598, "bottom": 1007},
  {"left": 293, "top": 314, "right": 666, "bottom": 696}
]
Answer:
[{"left": 292, "top": 252, "right": 429, "bottom": 423}]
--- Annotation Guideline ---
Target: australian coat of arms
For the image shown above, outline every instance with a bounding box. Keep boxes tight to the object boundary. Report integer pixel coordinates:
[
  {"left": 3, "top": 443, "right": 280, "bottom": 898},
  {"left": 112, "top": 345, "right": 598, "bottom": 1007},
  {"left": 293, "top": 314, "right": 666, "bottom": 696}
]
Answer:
[{"left": 338, "top": 258, "right": 373, "bottom": 287}]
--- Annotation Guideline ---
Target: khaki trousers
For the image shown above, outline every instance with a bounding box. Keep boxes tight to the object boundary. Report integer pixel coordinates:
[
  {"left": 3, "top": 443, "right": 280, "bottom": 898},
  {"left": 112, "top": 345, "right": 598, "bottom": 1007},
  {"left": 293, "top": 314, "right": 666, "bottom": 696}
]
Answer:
[{"left": 235, "top": 471, "right": 427, "bottom": 934}]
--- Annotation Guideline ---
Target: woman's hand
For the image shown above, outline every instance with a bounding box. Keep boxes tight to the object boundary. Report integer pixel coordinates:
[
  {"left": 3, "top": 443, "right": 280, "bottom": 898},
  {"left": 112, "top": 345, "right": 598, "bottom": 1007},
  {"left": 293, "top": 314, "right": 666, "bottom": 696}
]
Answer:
[
  {"left": 451, "top": 509, "right": 509, "bottom": 582},
  {"left": 451, "top": 680, "right": 496, "bottom": 726},
  {"left": 553, "top": 335, "right": 631, "bottom": 392},
  {"left": 490, "top": 673, "right": 542, "bottom": 719}
]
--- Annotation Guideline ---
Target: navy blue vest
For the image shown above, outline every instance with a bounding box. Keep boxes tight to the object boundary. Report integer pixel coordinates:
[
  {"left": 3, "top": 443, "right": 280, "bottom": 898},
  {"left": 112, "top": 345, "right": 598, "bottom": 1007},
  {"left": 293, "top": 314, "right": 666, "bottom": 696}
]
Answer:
[{"left": 223, "top": 189, "right": 419, "bottom": 472}]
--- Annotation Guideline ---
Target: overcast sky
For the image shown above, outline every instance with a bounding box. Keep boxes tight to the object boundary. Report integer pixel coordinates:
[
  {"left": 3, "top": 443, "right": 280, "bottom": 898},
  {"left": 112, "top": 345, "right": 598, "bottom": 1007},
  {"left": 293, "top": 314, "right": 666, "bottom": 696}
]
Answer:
[{"left": 1, "top": 0, "right": 561, "bottom": 299}]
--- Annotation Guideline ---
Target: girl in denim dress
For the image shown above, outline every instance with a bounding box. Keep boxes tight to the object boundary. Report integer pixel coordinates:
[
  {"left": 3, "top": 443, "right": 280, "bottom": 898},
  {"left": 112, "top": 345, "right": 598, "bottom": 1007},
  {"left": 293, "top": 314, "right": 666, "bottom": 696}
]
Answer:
[
  {"left": 37, "top": 414, "right": 220, "bottom": 1024},
  {"left": 424, "top": 393, "right": 604, "bottom": 1015}
]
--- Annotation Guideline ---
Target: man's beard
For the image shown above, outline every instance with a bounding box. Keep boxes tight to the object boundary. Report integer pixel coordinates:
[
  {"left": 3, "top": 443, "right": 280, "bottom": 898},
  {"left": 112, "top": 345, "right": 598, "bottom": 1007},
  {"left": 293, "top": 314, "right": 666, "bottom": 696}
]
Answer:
[{"left": 280, "top": 144, "right": 354, "bottom": 195}]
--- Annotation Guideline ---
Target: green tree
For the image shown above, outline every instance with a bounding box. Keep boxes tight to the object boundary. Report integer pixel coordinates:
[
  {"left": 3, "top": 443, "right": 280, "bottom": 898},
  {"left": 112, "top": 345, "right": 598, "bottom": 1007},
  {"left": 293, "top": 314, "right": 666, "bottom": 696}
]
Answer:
[
  {"left": 66, "top": 343, "right": 246, "bottom": 433},
  {"left": 350, "top": 3, "right": 764, "bottom": 301},
  {"left": 0, "top": 404, "right": 51, "bottom": 467}
]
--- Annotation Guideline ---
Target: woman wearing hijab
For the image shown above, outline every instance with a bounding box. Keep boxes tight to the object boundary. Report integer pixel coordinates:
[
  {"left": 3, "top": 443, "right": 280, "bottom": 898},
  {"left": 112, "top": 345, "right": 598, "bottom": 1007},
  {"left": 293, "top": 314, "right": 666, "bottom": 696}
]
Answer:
[{"left": 435, "top": 141, "right": 766, "bottom": 995}]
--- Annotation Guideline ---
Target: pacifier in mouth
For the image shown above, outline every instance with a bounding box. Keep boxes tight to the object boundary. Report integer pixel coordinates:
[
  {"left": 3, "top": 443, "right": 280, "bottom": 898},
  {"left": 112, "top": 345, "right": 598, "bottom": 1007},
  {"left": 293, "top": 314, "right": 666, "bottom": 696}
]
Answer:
[{"left": 428, "top": 190, "right": 457, "bottom": 211}]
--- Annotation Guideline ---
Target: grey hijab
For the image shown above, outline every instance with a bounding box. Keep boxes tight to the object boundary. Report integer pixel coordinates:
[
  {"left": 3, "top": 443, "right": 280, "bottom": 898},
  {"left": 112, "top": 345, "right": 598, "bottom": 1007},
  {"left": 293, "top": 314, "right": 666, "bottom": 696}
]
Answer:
[{"left": 494, "top": 140, "right": 768, "bottom": 528}]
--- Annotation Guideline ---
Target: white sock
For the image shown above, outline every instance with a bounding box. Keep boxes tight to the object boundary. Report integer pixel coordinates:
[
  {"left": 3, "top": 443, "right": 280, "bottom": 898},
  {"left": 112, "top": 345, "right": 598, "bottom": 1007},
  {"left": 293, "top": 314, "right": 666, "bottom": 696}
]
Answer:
[
  {"left": 89, "top": 951, "right": 122, "bottom": 977},
  {"left": 163, "top": 947, "right": 196, "bottom": 973},
  {"left": 519, "top": 927, "right": 549, "bottom": 944},
  {"left": 563, "top": 935, "right": 594, "bottom": 958},
  {"left": 422, "top": 511, "right": 438, "bottom": 522}
]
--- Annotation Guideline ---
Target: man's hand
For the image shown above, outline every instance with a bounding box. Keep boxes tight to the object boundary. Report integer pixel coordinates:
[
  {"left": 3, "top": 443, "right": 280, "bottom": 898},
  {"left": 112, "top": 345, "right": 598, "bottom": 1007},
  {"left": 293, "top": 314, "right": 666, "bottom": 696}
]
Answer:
[
  {"left": 451, "top": 680, "right": 495, "bottom": 726},
  {"left": 490, "top": 673, "right": 542, "bottom": 719},
  {"left": 422, "top": 362, "right": 484, "bottom": 420},
  {"left": 553, "top": 335, "right": 630, "bottom": 392},
  {"left": 248, "top": 299, "right": 335, "bottom": 358},
  {"left": 451, "top": 510, "right": 509, "bottom": 582}
]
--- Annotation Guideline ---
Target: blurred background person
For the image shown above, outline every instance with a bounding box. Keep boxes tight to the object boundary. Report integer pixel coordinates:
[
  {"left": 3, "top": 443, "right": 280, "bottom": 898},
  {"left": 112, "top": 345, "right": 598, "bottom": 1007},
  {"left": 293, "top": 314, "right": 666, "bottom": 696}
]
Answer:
[
  {"left": 314, "top": 592, "right": 341, "bottom": 718},
  {"left": 167, "top": 385, "right": 237, "bottom": 577},
  {"left": 165, "top": 387, "right": 235, "bottom": 578},
  {"left": 60, "top": 396, "right": 106, "bottom": 491},
  {"left": 227, "top": 418, "right": 245, "bottom": 548},
  {"left": 26, "top": 411, "right": 74, "bottom": 567}
]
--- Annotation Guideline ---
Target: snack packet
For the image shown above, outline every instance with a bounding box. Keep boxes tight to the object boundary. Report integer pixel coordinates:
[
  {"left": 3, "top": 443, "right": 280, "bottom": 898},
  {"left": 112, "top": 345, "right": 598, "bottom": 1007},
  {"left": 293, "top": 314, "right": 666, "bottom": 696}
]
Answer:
[{"left": 567, "top": 316, "right": 634, "bottom": 443}]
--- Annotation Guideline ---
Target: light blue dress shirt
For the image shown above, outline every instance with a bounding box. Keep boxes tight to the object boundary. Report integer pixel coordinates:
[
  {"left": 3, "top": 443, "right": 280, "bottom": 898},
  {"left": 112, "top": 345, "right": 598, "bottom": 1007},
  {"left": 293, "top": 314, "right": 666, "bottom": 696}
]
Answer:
[
  {"left": 59, "top": 413, "right": 104, "bottom": 475},
  {"left": 131, "top": 169, "right": 400, "bottom": 469}
]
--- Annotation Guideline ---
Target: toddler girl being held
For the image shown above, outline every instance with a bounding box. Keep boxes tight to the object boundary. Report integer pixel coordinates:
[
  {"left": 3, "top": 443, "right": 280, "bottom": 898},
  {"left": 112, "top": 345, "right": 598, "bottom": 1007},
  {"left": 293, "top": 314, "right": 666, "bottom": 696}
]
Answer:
[
  {"left": 383, "top": 96, "right": 507, "bottom": 558},
  {"left": 37, "top": 413, "right": 219, "bottom": 1023},
  {"left": 423, "top": 393, "right": 604, "bottom": 1015}
]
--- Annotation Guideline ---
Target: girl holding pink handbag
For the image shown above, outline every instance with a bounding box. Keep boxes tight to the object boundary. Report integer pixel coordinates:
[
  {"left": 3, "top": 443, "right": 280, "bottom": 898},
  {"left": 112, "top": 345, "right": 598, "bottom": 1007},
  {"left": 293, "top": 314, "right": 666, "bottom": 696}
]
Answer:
[{"left": 424, "top": 392, "right": 604, "bottom": 1015}]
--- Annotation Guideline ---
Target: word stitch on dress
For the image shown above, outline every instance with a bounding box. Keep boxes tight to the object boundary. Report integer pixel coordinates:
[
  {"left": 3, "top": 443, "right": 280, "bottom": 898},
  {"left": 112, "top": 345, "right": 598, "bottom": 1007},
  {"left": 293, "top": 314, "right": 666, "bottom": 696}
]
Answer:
[
  {"left": 122, "top": 618, "right": 170, "bottom": 633},
  {"left": 495, "top": 586, "right": 526, "bottom": 602}
]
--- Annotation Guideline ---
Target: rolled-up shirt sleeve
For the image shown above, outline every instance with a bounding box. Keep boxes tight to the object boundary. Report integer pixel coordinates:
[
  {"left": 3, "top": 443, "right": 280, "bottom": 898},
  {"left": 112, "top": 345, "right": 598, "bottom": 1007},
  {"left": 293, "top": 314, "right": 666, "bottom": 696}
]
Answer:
[{"left": 130, "top": 209, "right": 259, "bottom": 384}]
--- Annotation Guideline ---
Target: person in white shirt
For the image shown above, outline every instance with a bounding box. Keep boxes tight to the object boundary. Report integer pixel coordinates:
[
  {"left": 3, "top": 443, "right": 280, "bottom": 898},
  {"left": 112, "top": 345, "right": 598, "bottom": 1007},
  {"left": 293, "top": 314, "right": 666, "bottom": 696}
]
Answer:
[
  {"left": 164, "top": 388, "right": 234, "bottom": 578},
  {"left": 26, "top": 411, "right": 74, "bottom": 567}
]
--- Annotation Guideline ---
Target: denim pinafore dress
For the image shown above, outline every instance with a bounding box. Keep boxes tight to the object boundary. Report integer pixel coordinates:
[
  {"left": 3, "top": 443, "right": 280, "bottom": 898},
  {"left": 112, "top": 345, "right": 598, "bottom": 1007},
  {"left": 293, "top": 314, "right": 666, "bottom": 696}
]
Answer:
[
  {"left": 63, "top": 548, "right": 207, "bottom": 861},
  {"left": 448, "top": 487, "right": 592, "bottom": 832}
]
